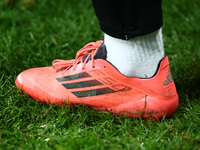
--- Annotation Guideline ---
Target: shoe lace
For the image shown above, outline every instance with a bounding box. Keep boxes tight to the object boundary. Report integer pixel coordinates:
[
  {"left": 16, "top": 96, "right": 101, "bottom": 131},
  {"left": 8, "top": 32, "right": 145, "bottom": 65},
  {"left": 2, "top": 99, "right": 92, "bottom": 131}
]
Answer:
[{"left": 52, "top": 40, "right": 103, "bottom": 72}]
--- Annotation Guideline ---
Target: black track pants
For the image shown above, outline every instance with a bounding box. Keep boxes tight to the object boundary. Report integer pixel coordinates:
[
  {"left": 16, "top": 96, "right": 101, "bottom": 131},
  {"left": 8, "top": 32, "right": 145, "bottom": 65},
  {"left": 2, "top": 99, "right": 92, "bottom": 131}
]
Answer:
[{"left": 92, "top": 0, "right": 163, "bottom": 40}]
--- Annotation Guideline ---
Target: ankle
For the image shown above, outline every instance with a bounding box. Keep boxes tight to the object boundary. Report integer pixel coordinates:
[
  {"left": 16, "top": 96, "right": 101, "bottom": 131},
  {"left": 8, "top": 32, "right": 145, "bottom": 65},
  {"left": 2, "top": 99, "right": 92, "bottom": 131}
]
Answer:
[{"left": 104, "top": 28, "right": 164, "bottom": 78}]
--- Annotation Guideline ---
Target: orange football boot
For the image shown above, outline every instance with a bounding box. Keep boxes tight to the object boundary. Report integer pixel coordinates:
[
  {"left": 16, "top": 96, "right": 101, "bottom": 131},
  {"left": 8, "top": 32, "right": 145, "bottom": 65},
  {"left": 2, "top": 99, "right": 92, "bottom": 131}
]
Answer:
[{"left": 16, "top": 41, "right": 178, "bottom": 120}]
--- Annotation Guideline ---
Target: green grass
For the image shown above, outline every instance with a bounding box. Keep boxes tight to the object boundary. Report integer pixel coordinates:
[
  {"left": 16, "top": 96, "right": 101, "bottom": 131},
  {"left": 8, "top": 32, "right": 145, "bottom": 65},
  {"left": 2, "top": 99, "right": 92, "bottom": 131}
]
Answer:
[{"left": 0, "top": 0, "right": 200, "bottom": 149}]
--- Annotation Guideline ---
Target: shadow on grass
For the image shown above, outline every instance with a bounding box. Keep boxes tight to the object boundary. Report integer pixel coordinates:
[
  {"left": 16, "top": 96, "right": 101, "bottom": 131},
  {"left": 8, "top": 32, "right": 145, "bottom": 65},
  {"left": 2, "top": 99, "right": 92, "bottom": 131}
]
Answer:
[{"left": 171, "top": 57, "right": 200, "bottom": 100}]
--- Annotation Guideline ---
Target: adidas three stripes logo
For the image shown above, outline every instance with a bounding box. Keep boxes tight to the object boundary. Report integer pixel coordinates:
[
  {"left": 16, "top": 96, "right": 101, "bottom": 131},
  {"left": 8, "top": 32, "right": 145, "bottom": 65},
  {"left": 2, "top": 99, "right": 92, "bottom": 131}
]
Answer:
[{"left": 56, "top": 72, "right": 115, "bottom": 98}]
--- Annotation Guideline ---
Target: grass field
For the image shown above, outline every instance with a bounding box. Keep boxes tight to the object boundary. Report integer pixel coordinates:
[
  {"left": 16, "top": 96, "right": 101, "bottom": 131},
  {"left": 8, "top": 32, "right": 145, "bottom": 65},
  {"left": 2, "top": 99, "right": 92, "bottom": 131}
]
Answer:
[{"left": 0, "top": 0, "right": 200, "bottom": 149}]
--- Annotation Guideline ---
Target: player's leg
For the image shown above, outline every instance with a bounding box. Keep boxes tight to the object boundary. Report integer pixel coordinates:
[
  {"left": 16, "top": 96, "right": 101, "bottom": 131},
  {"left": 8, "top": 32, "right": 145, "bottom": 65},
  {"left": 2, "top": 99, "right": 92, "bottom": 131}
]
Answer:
[
  {"left": 15, "top": 0, "right": 178, "bottom": 120},
  {"left": 92, "top": 0, "right": 164, "bottom": 78}
]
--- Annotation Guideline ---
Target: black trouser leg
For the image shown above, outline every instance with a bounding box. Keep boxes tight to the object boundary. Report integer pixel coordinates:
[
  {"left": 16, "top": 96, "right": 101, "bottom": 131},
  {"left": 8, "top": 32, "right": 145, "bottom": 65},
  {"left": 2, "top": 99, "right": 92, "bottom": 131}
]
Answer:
[{"left": 92, "top": 0, "right": 163, "bottom": 40}]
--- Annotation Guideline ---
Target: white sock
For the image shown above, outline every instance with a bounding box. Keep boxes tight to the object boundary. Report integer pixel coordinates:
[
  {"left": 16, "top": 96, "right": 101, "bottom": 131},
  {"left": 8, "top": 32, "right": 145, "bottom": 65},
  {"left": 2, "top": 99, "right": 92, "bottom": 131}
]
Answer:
[{"left": 104, "top": 28, "right": 164, "bottom": 78}]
